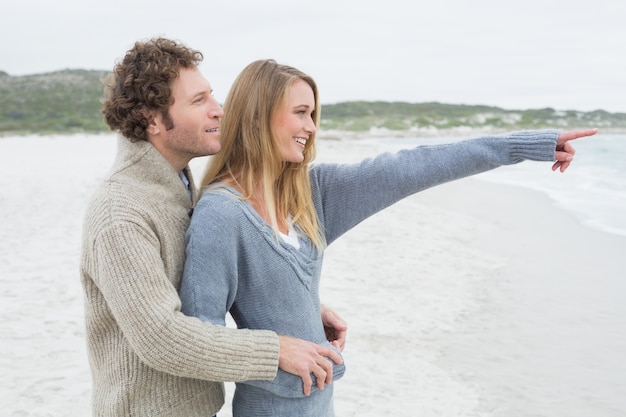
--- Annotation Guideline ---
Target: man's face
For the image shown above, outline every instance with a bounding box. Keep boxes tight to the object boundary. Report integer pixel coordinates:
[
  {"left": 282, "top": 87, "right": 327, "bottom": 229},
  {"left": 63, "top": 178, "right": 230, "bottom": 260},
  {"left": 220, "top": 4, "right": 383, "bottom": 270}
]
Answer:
[{"left": 155, "top": 67, "right": 224, "bottom": 168}]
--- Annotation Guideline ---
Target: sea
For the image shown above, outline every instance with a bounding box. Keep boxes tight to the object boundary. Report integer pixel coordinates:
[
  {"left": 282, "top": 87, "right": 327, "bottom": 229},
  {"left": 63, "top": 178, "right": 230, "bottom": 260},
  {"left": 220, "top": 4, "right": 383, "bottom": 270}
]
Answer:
[
  {"left": 371, "top": 132, "right": 626, "bottom": 417},
  {"left": 378, "top": 132, "right": 626, "bottom": 239}
]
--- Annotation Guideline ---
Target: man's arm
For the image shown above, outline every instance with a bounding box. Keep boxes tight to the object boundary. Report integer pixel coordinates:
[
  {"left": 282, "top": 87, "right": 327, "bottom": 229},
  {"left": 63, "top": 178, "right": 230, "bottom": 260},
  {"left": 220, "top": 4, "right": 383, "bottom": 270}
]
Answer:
[{"left": 91, "top": 221, "right": 279, "bottom": 382}]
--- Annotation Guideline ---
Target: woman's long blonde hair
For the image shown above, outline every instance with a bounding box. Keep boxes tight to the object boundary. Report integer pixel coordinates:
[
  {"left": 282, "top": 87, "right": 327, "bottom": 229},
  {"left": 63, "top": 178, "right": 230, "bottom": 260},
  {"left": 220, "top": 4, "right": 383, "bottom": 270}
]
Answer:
[{"left": 200, "top": 59, "right": 325, "bottom": 249}]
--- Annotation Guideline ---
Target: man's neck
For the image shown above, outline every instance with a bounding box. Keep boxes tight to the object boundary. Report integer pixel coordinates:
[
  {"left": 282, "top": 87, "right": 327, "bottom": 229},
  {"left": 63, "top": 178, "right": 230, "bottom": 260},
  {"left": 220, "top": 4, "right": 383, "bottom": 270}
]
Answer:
[{"left": 146, "top": 136, "right": 189, "bottom": 172}]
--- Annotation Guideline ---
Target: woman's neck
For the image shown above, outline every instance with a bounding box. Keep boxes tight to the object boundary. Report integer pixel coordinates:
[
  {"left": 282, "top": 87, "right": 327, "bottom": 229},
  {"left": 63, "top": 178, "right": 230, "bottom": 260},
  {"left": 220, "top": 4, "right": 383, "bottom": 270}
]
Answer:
[{"left": 228, "top": 177, "right": 288, "bottom": 234}]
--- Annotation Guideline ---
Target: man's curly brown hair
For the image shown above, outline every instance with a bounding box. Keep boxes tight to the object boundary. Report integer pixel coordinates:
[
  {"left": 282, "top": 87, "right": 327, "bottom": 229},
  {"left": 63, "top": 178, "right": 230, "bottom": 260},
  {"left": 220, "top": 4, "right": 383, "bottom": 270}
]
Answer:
[{"left": 102, "top": 38, "right": 203, "bottom": 142}]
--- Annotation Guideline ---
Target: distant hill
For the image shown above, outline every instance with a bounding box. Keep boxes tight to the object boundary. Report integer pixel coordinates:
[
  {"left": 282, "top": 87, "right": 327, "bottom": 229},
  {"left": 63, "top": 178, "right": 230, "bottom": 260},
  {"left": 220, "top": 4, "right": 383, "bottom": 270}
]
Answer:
[
  {"left": 2, "top": 69, "right": 625, "bottom": 136},
  {"left": 0, "top": 69, "right": 109, "bottom": 135},
  {"left": 321, "top": 101, "right": 626, "bottom": 136}
]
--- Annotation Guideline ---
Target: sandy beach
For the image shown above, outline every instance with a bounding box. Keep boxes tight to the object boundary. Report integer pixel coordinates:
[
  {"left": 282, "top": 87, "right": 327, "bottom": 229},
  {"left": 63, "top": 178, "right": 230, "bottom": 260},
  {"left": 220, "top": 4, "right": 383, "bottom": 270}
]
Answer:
[{"left": 1, "top": 134, "right": 624, "bottom": 416}]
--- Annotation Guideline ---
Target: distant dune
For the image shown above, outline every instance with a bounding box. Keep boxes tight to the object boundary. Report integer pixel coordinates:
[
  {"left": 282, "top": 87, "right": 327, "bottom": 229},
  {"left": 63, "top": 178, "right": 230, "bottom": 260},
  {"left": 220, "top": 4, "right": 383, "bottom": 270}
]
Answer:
[{"left": 2, "top": 70, "right": 626, "bottom": 136}]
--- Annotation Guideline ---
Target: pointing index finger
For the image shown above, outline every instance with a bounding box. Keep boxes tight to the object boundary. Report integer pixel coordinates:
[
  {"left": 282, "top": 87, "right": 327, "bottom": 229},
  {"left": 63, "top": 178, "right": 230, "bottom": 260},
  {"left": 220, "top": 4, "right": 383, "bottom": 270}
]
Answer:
[{"left": 557, "top": 128, "right": 598, "bottom": 145}]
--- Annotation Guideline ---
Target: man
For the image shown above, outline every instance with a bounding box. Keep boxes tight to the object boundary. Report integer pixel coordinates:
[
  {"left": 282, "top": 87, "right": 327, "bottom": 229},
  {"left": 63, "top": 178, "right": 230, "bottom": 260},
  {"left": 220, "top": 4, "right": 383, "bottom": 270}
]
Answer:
[{"left": 80, "top": 37, "right": 346, "bottom": 416}]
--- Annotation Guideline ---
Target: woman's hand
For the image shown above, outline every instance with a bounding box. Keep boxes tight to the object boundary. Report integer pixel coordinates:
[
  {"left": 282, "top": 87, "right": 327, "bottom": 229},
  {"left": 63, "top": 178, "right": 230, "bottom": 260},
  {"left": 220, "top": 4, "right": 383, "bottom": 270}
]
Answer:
[{"left": 552, "top": 128, "right": 598, "bottom": 172}]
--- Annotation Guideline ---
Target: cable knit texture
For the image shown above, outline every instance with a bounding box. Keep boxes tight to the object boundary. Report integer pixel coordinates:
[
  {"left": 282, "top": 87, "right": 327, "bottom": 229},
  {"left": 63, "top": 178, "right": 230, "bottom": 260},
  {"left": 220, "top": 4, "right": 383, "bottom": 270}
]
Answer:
[
  {"left": 179, "top": 130, "right": 559, "bottom": 416},
  {"left": 80, "top": 137, "right": 280, "bottom": 417}
]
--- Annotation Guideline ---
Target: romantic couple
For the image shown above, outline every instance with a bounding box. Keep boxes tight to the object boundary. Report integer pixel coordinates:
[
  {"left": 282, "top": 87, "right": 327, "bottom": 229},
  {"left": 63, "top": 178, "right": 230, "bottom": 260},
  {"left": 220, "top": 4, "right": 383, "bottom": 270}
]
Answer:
[{"left": 80, "top": 37, "right": 597, "bottom": 417}]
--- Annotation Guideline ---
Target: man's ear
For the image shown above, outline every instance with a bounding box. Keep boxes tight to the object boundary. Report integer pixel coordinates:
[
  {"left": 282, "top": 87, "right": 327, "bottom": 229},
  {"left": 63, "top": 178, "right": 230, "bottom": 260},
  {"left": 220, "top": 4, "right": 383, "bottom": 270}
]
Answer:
[{"left": 146, "top": 110, "right": 161, "bottom": 135}]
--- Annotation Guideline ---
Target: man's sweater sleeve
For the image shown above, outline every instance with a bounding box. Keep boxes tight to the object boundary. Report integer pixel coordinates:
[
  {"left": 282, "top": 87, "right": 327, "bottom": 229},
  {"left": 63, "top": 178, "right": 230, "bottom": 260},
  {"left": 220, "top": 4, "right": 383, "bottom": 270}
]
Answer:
[{"left": 91, "top": 220, "right": 279, "bottom": 382}]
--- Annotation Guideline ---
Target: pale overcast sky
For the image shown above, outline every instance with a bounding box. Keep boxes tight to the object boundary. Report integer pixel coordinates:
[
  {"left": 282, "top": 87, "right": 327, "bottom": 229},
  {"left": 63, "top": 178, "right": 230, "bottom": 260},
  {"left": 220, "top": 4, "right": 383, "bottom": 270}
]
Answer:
[{"left": 1, "top": 0, "right": 625, "bottom": 112}]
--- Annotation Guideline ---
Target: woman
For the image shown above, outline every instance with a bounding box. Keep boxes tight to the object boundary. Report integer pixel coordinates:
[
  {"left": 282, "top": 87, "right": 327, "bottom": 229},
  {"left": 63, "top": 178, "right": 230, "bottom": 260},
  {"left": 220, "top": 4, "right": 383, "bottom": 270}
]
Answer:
[{"left": 179, "top": 59, "right": 596, "bottom": 416}]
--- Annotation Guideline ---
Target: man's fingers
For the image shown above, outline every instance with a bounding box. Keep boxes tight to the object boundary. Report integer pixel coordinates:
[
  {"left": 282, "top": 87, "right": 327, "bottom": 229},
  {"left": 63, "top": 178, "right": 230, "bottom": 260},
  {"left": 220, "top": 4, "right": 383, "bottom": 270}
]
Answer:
[
  {"left": 300, "top": 372, "right": 313, "bottom": 396},
  {"left": 277, "top": 335, "right": 343, "bottom": 395},
  {"left": 319, "top": 345, "right": 343, "bottom": 366},
  {"left": 312, "top": 365, "right": 328, "bottom": 391},
  {"left": 321, "top": 305, "right": 348, "bottom": 351}
]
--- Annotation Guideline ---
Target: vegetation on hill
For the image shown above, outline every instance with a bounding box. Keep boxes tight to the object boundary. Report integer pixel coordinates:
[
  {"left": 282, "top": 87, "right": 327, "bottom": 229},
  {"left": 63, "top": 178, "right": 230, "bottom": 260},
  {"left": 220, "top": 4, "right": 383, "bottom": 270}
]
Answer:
[
  {"left": 320, "top": 101, "right": 626, "bottom": 134},
  {"left": 2, "top": 69, "right": 626, "bottom": 136},
  {"left": 0, "top": 69, "right": 109, "bottom": 135}
]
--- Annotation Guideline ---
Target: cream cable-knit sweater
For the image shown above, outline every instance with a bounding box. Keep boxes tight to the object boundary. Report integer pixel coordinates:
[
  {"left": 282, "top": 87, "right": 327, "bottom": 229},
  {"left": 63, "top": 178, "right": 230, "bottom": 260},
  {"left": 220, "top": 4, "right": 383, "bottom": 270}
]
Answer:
[{"left": 80, "top": 137, "right": 279, "bottom": 416}]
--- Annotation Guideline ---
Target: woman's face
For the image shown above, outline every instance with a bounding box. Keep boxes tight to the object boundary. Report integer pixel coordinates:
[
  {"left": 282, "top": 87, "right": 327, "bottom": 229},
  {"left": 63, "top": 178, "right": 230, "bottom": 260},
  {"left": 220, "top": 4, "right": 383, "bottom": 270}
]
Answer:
[{"left": 272, "top": 79, "right": 316, "bottom": 163}]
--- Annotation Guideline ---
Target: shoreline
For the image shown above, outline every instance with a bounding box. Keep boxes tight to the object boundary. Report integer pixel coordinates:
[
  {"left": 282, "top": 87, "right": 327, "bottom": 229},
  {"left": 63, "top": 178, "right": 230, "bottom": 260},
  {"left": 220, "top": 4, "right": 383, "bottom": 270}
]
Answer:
[
  {"left": 426, "top": 178, "right": 626, "bottom": 417},
  {"left": 317, "top": 177, "right": 626, "bottom": 417},
  {"left": 313, "top": 139, "right": 625, "bottom": 416},
  {"left": 4, "top": 126, "right": 626, "bottom": 140},
  {"left": 316, "top": 127, "right": 626, "bottom": 140}
]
